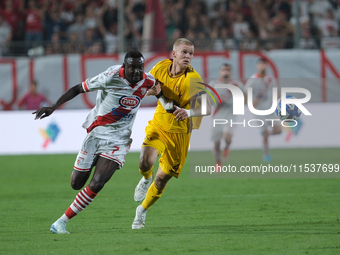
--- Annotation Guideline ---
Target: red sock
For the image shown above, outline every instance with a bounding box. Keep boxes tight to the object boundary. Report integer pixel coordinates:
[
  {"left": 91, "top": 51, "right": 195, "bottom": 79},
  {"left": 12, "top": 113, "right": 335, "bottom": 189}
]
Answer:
[{"left": 64, "top": 185, "right": 97, "bottom": 220}]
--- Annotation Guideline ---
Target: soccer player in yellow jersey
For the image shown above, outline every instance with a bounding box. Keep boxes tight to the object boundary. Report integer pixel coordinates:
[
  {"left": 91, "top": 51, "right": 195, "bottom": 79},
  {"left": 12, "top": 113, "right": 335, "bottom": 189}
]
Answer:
[{"left": 132, "top": 38, "right": 211, "bottom": 229}]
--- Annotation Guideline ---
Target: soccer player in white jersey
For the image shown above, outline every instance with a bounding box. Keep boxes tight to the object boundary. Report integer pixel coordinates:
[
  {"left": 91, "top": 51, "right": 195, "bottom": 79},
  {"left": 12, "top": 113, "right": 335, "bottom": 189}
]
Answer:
[
  {"left": 33, "top": 51, "right": 159, "bottom": 234},
  {"left": 244, "top": 58, "right": 282, "bottom": 162},
  {"left": 209, "top": 63, "right": 245, "bottom": 168}
]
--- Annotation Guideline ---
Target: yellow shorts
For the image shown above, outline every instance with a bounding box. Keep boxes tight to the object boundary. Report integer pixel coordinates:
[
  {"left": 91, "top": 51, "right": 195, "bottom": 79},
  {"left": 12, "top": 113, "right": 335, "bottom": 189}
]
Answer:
[{"left": 142, "top": 121, "right": 191, "bottom": 178}]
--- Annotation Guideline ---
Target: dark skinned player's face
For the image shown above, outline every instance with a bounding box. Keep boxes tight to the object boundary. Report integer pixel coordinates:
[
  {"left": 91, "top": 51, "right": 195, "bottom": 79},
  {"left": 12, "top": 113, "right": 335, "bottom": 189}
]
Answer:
[{"left": 124, "top": 57, "right": 144, "bottom": 85}]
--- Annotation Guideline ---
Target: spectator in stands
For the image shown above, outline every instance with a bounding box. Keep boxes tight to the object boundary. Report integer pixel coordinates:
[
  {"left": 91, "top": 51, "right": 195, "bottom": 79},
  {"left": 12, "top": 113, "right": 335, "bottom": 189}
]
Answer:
[
  {"left": 335, "top": 0, "right": 340, "bottom": 23},
  {"left": 290, "top": 0, "right": 310, "bottom": 28},
  {"left": 240, "top": 29, "right": 259, "bottom": 50},
  {"left": 6, "top": 0, "right": 340, "bottom": 55},
  {"left": 300, "top": 27, "right": 318, "bottom": 49},
  {"left": 125, "top": 0, "right": 145, "bottom": 43},
  {"left": 49, "top": 32, "right": 64, "bottom": 54},
  {"left": 131, "top": 0, "right": 145, "bottom": 36},
  {"left": 68, "top": 13, "right": 86, "bottom": 42},
  {"left": 0, "top": 14, "right": 11, "bottom": 56},
  {"left": 97, "top": 1, "right": 118, "bottom": 54},
  {"left": 22, "top": 0, "right": 47, "bottom": 52},
  {"left": 84, "top": 3, "right": 99, "bottom": 30},
  {"left": 64, "top": 32, "right": 85, "bottom": 54},
  {"left": 226, "top": 1, "right": 239, "bottom": 25},
  {"left": 185, "top": 29, "right": 196, "bottom": 42},
  {"left": 236, "top": 0, "right": 252, "bottom": 22},
  {"left": 233, "top": 12, "right": 250, "bottom": 41},
  {"left": 172, "top": 27, "right": 183, "bottom": 39},
  {"left": 102, "top": 0, "right": 118, "bottom": 30},
  {"left": 44, "top": 3, "right": 68, "bottom": 41},
  {"left": 199, "top": 15, "right": 211, "bottom": 36},
  {"left": 317, "top": 9, "right": 339, "bottom": 36},
  {"left": 167, "top": 27, "right": 182, "bottom": 51},
  {"left": 267, "top": 11, "right": 294, "bottom": 49},
  {"left": 273, "top": 0, "right": 292, "bottom": 20},
  {"left": 18, "top": 80, "right": 50, "bottom": 110},
  {"left": 84, "top": 27, "right": 98, "bottom": 50},
  {"left": 318, "top": 9, "right": 340, "bottom": 48},
  {"left": 163, "top": 0, "right": 184, "bottom": 38},
  {"left": 59, "top": 1, "right": 74, "bottom": 27},
  {"left": 186, "top": 15, "right": 201, "bottom": 34},
  {"left": 249, "top": 6, "right": 271, "bottom": 40},
  {"left": 86, "top": 41, "right": 104, "bottom": 54},
  {"left": 195, "top": 31, "right": 210, "bottom": 51},
  {"left": 173, "top": 0, "right": 187, "bottom": 31},
  {"left": 310, "top": 0, "right": 334, "bottom": 24},
  {"left": 212, "top": 26, "right": 236, "bottom": 50},
  {"left": 0, "top": 0, "right": 23, "bottom": 41},
  {"left": 185, "top": 0, "right": 207, "bottom": 22},
  {"left": 44, "top": 43, "right": 53, "bottom": 55}
]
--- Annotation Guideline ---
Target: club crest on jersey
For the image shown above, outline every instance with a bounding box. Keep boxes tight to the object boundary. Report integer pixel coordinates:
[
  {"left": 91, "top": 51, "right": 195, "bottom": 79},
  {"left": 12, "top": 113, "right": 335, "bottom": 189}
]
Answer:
[
  {"left": 141, "top": 88, "right": 147, "bottom": 95},
  {"left": 119, "top": 96, "right": 140, "bottom": 109},
  {"left": 77, "top": 157, "right": 84, "bottom": 165}
]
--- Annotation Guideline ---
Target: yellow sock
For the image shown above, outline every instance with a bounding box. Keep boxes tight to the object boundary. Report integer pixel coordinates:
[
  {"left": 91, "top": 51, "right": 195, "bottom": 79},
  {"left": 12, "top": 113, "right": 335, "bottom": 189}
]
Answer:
[
  {"left": 142, "top": 182, "right": 165, "bottom": 210},
  {"left": 139, "top": 166, "right": 153, "bottom": 179}
]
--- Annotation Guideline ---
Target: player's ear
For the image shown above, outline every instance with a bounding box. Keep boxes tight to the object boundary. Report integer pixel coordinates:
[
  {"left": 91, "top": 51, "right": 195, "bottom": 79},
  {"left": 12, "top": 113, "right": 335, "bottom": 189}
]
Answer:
[{"left": 171, "top": 50, "right": 176, "bottom": 59}]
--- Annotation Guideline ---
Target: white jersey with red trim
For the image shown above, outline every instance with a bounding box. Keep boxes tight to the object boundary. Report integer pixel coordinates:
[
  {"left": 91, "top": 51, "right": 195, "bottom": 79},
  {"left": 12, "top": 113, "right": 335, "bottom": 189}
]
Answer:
[
  {"left": 244, "top": 73, "right": 278, "bottom": 110},
  {"left": 81, "top": 65, "right": 155, "bottom": 142},
  {"left": 209, "top": 78, "right": 245, "bottom": 112}
]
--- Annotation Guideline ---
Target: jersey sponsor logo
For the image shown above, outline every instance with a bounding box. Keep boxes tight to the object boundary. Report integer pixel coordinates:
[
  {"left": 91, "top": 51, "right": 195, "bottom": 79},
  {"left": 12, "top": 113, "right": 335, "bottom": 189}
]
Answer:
[
  {"left": 119, "top": 96, "right": 140, "bottom": 109},
  {"left": 111, "top": 108, "right": 135, "bottom": 121}
]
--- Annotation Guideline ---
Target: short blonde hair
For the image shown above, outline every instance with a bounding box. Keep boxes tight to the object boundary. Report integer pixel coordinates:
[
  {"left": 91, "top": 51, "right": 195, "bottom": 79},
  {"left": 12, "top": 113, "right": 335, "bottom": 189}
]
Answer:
[{"left": 173, "top": 38, "right": 194, "bottom": 50}]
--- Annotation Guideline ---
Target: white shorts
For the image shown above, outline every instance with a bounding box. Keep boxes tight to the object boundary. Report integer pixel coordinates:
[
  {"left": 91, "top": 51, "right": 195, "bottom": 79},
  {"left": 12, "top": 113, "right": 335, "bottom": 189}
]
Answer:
[
  {"left": 73, "top": 132, "right": 132, "bottom": 172},
  {"left": 211, "top": 107, "right": 236, "bottom": 142}
]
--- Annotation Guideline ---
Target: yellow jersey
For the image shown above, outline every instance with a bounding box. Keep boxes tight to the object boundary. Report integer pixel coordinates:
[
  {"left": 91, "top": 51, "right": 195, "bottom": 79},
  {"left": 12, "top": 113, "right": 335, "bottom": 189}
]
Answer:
[{"left": 150, "top": 59, "right": 204, "bottom": 133}]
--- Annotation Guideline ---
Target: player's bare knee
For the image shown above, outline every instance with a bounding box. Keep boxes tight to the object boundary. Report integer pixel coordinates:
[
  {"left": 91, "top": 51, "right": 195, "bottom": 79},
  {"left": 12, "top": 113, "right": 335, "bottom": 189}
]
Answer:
[
  {"left": 225, "top": 134, "right": 232, "bottom": 145},
  {"left": 70, "top": 180, "right": 83, "bottom": 190},
  {"left": 139, "top": 156, "right": 154, "bottom": 172}
]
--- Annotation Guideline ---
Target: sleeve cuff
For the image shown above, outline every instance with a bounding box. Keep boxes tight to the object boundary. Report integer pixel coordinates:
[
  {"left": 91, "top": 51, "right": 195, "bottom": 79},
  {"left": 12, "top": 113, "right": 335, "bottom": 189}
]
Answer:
[{"left": 82, "top": 81, "right": 90, "bottom": 92}]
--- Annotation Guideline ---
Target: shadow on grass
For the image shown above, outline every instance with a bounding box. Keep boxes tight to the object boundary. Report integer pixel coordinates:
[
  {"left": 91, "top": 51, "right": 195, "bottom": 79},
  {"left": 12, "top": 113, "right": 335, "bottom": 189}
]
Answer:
[{"left": 125, "top": 221, "right": 340, "bottom": 236}]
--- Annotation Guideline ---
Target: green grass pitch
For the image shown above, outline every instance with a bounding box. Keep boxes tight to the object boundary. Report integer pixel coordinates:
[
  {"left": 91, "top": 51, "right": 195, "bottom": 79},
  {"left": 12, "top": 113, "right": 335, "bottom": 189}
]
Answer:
[{"left": 0, "top": 148, "right": 339, "bottom": 255}]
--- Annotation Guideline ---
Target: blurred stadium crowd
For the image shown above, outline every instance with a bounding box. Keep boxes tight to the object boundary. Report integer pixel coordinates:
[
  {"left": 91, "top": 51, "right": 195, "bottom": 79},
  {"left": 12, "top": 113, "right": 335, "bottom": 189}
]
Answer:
[{"left": 0, "top": 0, "right": 340, "bottom": 56}]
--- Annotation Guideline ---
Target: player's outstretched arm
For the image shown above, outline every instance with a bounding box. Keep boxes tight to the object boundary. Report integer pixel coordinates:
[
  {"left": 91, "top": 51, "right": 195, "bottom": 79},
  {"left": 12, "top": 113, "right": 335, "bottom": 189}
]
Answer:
[{"left": 33, "top": 84, "right": 85, "bottom": 120}]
